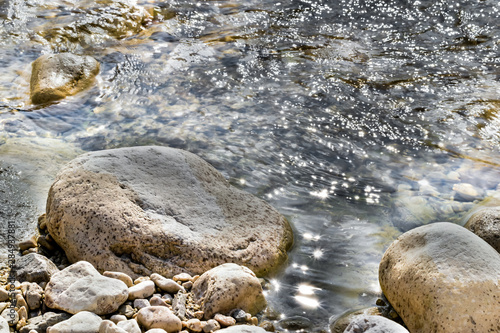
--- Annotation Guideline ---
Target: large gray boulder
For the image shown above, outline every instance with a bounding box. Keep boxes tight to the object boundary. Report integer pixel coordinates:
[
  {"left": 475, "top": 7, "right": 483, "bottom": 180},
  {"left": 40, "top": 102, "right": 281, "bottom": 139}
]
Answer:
[
  {"left": 30, "top": 53, "right": 99, "bottom": 104},
  {"left": 46, "top": 146, "right": 293, "bottom": 278},
  {"left": 44, "top": 261, "right": 129, "bottom": 315},
  {"left": 379, "top": 222, "right": 500, "bottom": 333}
]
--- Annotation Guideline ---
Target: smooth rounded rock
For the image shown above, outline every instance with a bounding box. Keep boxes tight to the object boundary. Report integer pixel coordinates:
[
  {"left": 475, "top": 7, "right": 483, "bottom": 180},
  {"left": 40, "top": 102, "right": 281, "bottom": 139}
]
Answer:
[
  {"left": 47, "top": 311, "right": 102, "bottom": 333},
  {"left": 193, "top": 264, "right": 266, "bottom": 320},
  {"left": 343, "top": 315, "right": 408, "bottom": 333},
  {"left": 117, "top": 319, "right": 141, "bottom": 333},
  {"left": 464, "top": 207, "right": 500, "bottom": 253},
  {"left": 30, "top": 53, "right": 100, "bottom": 104},
  {"left": 202, "top": 319, "right": 220, "bottom": 333},
  {"left": 45, "top": 146, "right": 293, "bottom": 278},
  {"left": 217, "top": 325, "right": 266, "bottom": 333},
  {"left": 104, "top": 272, "right": 134, "bottom": 288},
  {"left": 150, "top": 274, "right": 184, "bottom": 294},
  {"left": 44, "top": 261, "right": 129, "bottom": 315},
  {"left": 0, "top": 315, "right": 8, "bottom": 333},
  {"left": 128, "top": 281, "right": 155, "bottom": 300},
  {"left": 136, "top": 306, "right": 182, "bottom": 332},
  {"left": 379, "top": 222, "right": 500, "bottom": 333}
]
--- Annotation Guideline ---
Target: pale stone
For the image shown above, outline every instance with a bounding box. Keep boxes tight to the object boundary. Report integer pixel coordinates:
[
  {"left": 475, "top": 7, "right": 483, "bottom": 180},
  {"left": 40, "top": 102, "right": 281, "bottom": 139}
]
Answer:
[
  {"left": 19, "top": 312, "right": 71, "bottom": 333},
  {"left": 193, "top": 264, "right": 266, "bottom": 319},
  {"left": 453, "top": 183, "right": 482, "bottom": 201},
  {"left": 145, "top": 330, "right": 167, "bottom": 333},
  {"left": 343, "top": 315, "right": 408, "bottom": 333},
  {"left": 104, "top": 272, "right": 134, "bottom": 288},
  {"left": 149, "top": 296, "right": 168, "bottom": 307},
  {"left": 47, "top": 311, "right": 102, "bottom": 333},
  {"left": 202, "top": 319, "right": 220, "bottom": 333},
  {"left": 173, "top": 273, "right": 192, "bottom": 283},
  {"left": 0, "top": 316, "right": 8, "bottom": 333},
  {"left": 133, "top": 299, "right": 150, "bottom": 310},
  {"left": 136, "top": 306, "right": 182, "bottom": 332},
  {"left": 25, "top": 282, "right": 43, "bottom": 310},
  {"left": 44, "top": 261, "right": 128, "bottom": 315},
  {"left": 379, "top": 222, "right": 500, "bottom": 333},
  {"left": 133, "top": 277, "right": 150, "bottom": 285},
  {"left": 1, "top": 307, "right": 18, "bottom": 326},
  {"left": 186, "top": 319, "right": 202, "bottom": 332},
  {"left": 45, "top": 146, "right": 293, "bottom": 278},
  {"left": 128, "top": 281, "right": 155, "bottom": 300},
  {"left": 14, "top": 254, "right": 59, "bottom": 283},
  {"left": 117, "top": 319, "right": 141, "bottom": 333},
  {"left": 150, "top": 274, "right": 184, "bottom": 294},
  {"left": 110, "top": 315, "right": 127, "bottom": 324},
  {"left": 30, "top": 53, "right": 100, "bottom": 104},
  {"left": 99, "top": 320, "right": 128, "bottom": 333}
]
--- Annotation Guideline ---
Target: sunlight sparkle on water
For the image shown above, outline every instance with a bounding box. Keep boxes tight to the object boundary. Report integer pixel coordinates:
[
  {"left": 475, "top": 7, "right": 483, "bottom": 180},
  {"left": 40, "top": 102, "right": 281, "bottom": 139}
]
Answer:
[
  {"left": 312, "top": 248, "right": 323, "bottom": 259},
  {"left": 294, "top": 295, "right": 320, "bottom": 309}
]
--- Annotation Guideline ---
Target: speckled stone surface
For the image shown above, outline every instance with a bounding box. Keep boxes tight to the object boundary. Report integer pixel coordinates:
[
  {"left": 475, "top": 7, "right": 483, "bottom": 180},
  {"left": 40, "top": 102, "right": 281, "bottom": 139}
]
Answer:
[
  {"left": 46, "top": 146, "right": 293, "bottom": 278},
  {"left": 192, "top": 263, "right": 266, "bottom": 320},
  {"left": 379, "top": 222, "right": 500, "bottom": 333},
  {"left": 465, "top": 207, "right": 500, "bottom": 253},
  {"left": 343, "top": 315, "right": 408, "bottom": 333}
]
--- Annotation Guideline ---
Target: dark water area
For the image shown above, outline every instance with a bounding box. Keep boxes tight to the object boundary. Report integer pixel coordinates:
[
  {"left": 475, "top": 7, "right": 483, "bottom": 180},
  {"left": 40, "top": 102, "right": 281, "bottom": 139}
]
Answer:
[{"left": 1, "top": 0, "right": 500, "bottom": 330}]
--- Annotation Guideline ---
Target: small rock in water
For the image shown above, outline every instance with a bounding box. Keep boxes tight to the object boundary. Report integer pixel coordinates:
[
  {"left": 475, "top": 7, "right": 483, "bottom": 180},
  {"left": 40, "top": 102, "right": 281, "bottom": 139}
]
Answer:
[
  {"left": 136, "top": 306, "right": 182, "bottom": 332},
  {"left": 104, "top": 272, "right": 134, "bottom": 288},
  {"left": 214, "top": 314, "right": 236, "bottom": 327},
  {"left": 30, "top": 53, "right": 100, "bottom": 105},
  {"left": 343, "top": 315, "right": 409, "bottom": 333},
  {"left": 44, "top": 261, "right": 129, "bottom": 315},
  {"left": 453, "top": 183, "right": 482, "bottom": 202},
  {"left": 150, "top": 274, "right": 184, "bottom": 294},
  {"left": 47, "top": 311, "right": 102, "bottom": 333},
  {"left": 192, "top": 264, "right": 266, "bottom": 320},
  {"left": 128, "top": 281, "right": 155, "bottom": 300},
  {"left": 278, "top": 316, "right": 312, "bottom": 330},
  {"left": 14, "top": 254, "right": 59, "bottom": 283},
  {"left": 258, "top": 321, "right": 274, "bottom": 332}
]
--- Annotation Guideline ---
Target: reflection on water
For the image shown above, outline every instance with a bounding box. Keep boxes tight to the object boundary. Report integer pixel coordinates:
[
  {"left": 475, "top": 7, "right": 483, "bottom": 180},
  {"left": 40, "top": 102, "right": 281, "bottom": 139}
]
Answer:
[{"left": 1, "top": 0, "right": 500, "bottom": 330}]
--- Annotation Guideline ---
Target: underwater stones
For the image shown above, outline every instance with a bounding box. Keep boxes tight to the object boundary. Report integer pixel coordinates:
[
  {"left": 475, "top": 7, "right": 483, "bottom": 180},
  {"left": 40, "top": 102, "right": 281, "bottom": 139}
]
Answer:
[
  {"left": 30, "top": 53, "right": 100, "bottom": 104},
  {"left": 136, "top": 306, "right": 182, "bottom": 332},
  {"left": 45, "top": 146, "right": 293, "bottom": 278},
  {"left": 47, "top": 311, "right": 102, "bottom": 333},
  {"left": 464, "top": 207, "right": 500, "bottom": 253},
  {"left": 343, "top": 315, "right": 408, "bottom": 333},
  {"left": 14, "top": 254, "right": 59, "bottom": 283},
  {"left": 44, "top": 261, "right": 128, "bottom": 315},
  {"left": 192, "top": 264, "right": 266, "bottom": 320},
  {"left": 379, "top": 222, "right": 500, "bottom": 333}
]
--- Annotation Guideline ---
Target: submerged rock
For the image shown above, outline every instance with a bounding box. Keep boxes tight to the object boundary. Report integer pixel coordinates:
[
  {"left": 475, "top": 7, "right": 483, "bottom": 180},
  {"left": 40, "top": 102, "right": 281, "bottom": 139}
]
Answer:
[
  {"left": 379, "top": 222, "right": 500, "bottom": 333},
  {"left": 44, "top": 261, "right": 129, "bottom": 315},
  {"left": 464, "top": 207, "right": 500, "bottom": 253},
  {"left": 45, "top": 146, "right": 293, "bottom": 278},
  {"left": 30, "top": 53, "right": 100, "bottom": 104},
  {"left": 192, "top": 264, "right": 267, "bottom": 320}
]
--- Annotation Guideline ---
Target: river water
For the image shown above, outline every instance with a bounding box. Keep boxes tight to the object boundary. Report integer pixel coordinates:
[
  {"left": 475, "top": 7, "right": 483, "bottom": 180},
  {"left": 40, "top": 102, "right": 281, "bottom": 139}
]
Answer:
[{"left": 1, "top": 0, "right": 500, "bottom": 330}]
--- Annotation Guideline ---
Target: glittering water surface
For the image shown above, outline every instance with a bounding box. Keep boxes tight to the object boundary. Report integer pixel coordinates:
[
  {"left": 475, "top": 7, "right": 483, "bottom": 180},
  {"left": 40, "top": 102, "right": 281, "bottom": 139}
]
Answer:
[{"left": 1, "top": 0, "right": 500, "bottom": 329}]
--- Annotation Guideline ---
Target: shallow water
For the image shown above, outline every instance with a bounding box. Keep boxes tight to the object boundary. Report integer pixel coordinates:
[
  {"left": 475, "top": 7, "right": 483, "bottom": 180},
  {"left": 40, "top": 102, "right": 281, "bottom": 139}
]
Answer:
[{"left": 1, "top": 0, "right": 500, "bottom": 330}]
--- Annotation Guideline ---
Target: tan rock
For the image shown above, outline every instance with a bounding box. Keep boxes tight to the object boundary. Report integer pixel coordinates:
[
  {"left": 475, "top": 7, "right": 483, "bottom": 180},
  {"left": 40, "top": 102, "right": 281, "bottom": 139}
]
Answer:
[
  {"left": 173, "top": 273, "right": 192, "bottom": 283},
  {"left": 136, "top": 306, "right": 182, "bottom": 333},
  {"left": 464, "top": 206, "right": 500, "bottom": 252},
  {"left": 19, "top": 236, "right": 37, "bottom": 251},
  {"left": 379, "top": 222, "right": 500, "bottom": 333},
  {"left": 150, "top": 274, "right": 184, "bottom": 294},
  {"left": 186, "top": 319, "right": 202, "bottom": 332},
  {"left": 30, "top": 53, "right": 100, "bottom": 104},
  {"left": 104, "top": 272, "right": 134, "bottom": 288},
  {"left": 99, "top": 320, "right": 128, "bottom": 333},
  {"left": 213, "top": 314, "right": 235, "bottom": 328},
  {"left": 128, "top": 281, "right": 155, "bottom": 300},
  {"left": 193, "top": 264, "right": 266, "bottom": 319},
  {"left": 117, "top": 319, "right": 141, "bottom": 333},
  {"left": 45, "top": 146, "right": 293, "bottom": 278},
  {"left": 202, "top": 319, "right": 220, "bottom": 333}
]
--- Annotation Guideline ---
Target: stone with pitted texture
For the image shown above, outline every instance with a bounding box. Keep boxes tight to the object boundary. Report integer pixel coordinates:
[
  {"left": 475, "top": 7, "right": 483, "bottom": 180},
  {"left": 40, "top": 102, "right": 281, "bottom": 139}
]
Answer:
[
  {"left": 14, "top": 254, "right": 59, "bottom": 283},
  {"left": 379, "top": 222, "right": 500, "bottom": 333},
  {"left": 46, "top": 311, "right": 102, "bottom": 333},
  {"left": 136, "top": 306, "right": 182, "bottom": 333},
  {"left": 45, "top": 146, "right": 293, "bottom": 278},
  {"left": 343, "top": 315, "right": 409, "bottom": 333}
]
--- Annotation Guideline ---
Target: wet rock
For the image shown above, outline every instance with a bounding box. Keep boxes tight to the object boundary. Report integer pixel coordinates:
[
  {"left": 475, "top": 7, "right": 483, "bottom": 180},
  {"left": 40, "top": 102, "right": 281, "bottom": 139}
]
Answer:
[
  {"left": 343, "top": 315, "right": 408, "bottom": 333},
  {"left": 217, "top": 325, "right": 266, "bottom": 333},
  {"left": 258, "top": 321, "right": 274, "bottom": 332},
  {"left": 202, "top": 319, "right": 220, "bottom": 333},
  {"left": 30, "top": 53, "right": 100, "bottom": 104},
  {"left": 453, "top": 183, "right": 482, "bottom": 202},
  {"left": 117, "top": 319, "right": 141, "bottom": 333},
  {"left": 136, "top": 306, "right": 182, "bottom": 332},
  {"left": 19, "top": 312, "right": 71, "bottom": 333},
  {"left": 128, "top": 281, "right": 155, "bottom": 300},
  {"left": 278, "top": 316, "right": 312, "bottom": 331},
  {"left": 104, "top": 272, "right": 134, "bottom": 288},
  {"left": 214, "top": 314, "right": 236, "bottom": 328},
  {"left": 329, "top": 307, "right": 383, "bottom": 333},
  {"left": 14, "top": 254, "right": 59, "bottom": 283},
  {"left": 379, "top": 222, "right": 500, "bottom": 333},
  {"left": 151, "top": 274, "right": 184, "bottom": 294},
  {"left": 464, "top": 207, "right": 500, "bottom": 252},
  {"left": 99, "top": 320, "right": 128, "bottom": 333},
  {"left": 45, "top": 146, "right": 293, "bottom": 278},
  {"left": 47, "top": 311, "right": 102, "bottom": 333},
  {"left": 44, "top": 261, "right": 129, "bottom": 315},
  {"left": 25, "top": 283, "right": 43, "bottom": 310},
  {"left": 391, "top": 196, "right": 438, "bottom": 231},
  {"left": 193, "top": 264, "right": 266, "bottom": 320}
]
